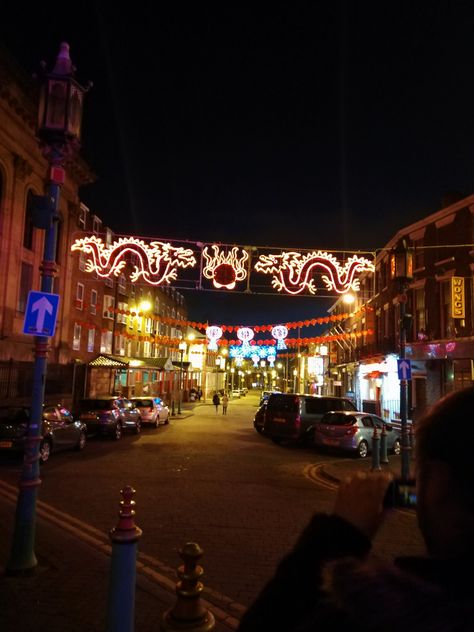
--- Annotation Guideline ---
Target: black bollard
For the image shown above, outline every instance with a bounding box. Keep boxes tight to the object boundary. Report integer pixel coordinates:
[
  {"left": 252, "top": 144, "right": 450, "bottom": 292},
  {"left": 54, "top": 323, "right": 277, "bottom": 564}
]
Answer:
[
  {"left": 380, "top": 423, "right": 389, "bottom": 464},
  {"left": 371, "top": 425, "right": 381, "bottom": 471}
]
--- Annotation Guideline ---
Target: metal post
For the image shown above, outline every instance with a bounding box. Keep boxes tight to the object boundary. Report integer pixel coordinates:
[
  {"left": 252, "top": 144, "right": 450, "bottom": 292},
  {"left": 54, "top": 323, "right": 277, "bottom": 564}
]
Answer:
[
  {"left": 399, "top": 289, "right": 411, "bottom": 481},
  {"left": 106, "top": 486, "right": 142, "bottom": 632},
  {"left": 6, "top": 165, "right": 61, "bottom": 574},
  {"left": 178, "top": 350, "right": 183, "bottom": 415},
  {"left": 380, "top": 423, "right": 389, "bottom": 464},
  {"left": 371, "top": 425, "right": 381, "bottom": 471}
]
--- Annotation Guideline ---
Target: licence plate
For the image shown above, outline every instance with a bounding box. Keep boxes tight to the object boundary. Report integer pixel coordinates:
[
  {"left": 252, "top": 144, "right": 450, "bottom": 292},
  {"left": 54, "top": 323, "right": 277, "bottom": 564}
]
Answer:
[
  {"left": 273, "top": 417, "right": 286, "bottom": 423},
  {"left": 322, "top": 438, "right": 339, "bottom": 446},
  {"left": 0, "top": 441, "right": 13, "bottom": 448},
  {"left": 82, "top": 414, "right": 97, "bottom": 420}
]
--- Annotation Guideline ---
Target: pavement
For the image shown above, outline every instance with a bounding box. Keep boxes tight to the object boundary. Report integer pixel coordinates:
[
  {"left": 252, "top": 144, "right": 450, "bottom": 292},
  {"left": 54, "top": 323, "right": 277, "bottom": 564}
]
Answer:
[{"left": 0, "top": 402, "right": 411, "bottom": 632}]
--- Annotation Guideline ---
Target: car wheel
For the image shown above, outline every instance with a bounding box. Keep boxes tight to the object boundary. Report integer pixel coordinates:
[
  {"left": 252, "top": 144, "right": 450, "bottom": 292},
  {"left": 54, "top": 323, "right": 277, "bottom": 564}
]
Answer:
[
  {"left": 39, "top": 439, "right": 52, "bottom": 464},
  {"left": 75, "top": 431, "right": 87, "bottom": 451},
  {"left": 255, "top": 425, "right": 263, "bottom": 434},
  {"left": 164, "top": 415, "right": 169, "bottom": 425},
  {"left": 357, "top": 440, "right": 369, "bottom": 458},
  {"left": 112, "top": 422, "right": 122, "bottom": 440},
  {"left": 153, "top": 416, "right": 159, "bottom": 428},
  {"left": 134, "top": 418, "right": 141, "bottom": 435},
  {"left": 392, "top": 438, "right": 401, "bottom": 455},
  {"left": 271, "top": 437, "right": 283, "bottom": 445}
]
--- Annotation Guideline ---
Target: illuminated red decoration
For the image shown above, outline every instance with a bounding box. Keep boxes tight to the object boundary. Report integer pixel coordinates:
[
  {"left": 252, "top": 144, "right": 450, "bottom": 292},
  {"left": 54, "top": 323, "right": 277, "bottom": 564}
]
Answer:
[
  {"left": 202, "top": 245, "right": 249, "bottom": 289},
  {"left": 71, "top": 236, "right": 197, "bottom": 286},
  {"left": 254, "top": 250, "right": 375, "bottom": 295}
]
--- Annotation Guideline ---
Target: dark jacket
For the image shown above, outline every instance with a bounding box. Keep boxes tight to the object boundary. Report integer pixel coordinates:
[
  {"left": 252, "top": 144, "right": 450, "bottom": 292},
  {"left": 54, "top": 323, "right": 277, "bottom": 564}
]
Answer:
[
  {"left": 238, "top": 514, "right": 474, "bottom": 632},
  {"left": 212, "top": 394, "right": 220, "bottom": 405}
]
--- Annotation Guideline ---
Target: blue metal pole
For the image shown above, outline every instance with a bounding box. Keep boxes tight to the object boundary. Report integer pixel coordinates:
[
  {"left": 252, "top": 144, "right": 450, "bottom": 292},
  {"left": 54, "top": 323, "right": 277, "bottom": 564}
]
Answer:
[
  {"left": 399, "top": 291, "right": 411, "bottom": 481},
  {"left": 7, "top": 171, "right": 60, "bottom": 574},
  {"left": 106, "top": 486, "right": 142, "bottom": 632}
]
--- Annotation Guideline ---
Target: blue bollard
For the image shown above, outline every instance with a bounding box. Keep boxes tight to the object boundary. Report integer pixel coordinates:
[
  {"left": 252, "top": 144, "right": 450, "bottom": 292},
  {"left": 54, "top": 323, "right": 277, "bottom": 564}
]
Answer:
[
  {"left": 106, "top": 486, "right": 142, "bottom": 632},
  {"left": 380, "top": 423, "right": 389, "bottom": 464},
  {"left": 371, "top": 425, "right": 381, "bottom": 471}
]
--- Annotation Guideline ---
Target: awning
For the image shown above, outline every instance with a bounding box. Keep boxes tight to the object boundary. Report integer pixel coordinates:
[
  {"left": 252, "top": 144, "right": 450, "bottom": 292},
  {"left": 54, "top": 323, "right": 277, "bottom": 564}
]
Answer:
[{"left": 88, "top": 355, "right": 128, "bottom": 368}]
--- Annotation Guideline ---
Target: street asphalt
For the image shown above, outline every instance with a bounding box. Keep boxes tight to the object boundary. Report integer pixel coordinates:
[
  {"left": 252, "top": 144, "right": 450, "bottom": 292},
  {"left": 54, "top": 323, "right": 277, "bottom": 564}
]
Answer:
[{"left": 0, "top": 401, "right": 413, "bottom": 632}]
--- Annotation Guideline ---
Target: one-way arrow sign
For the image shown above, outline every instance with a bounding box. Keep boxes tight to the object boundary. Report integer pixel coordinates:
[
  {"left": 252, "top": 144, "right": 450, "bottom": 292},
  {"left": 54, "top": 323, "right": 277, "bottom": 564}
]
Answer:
[
  {"left": 397, "top": 358, "right": 412, "bottom": 380},
  {"left": 23, "top": 291, "right": 60, "bottom": 337}
]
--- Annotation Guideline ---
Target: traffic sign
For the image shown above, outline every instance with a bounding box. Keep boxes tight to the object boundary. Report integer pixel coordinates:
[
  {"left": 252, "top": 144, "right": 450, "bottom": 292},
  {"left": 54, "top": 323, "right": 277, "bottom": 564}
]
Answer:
[
  {"left": 397, "top": 358, "right": 412, "bottom": 380},
  {"left": 23, "top": 291, "right": 60, "bottom": 337}
]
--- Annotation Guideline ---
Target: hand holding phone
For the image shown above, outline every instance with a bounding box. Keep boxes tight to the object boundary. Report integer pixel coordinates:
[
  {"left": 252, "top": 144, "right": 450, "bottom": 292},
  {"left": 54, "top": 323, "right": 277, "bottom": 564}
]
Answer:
[{"left": 383, "top": 478, "right": 417, "bottom": 508}]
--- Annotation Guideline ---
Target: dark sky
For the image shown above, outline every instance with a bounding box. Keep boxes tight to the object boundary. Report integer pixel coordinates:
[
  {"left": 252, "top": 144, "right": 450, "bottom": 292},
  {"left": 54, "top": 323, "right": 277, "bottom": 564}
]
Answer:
[{"left": 2, "top": 1, "right": 474, "bottom": 326}]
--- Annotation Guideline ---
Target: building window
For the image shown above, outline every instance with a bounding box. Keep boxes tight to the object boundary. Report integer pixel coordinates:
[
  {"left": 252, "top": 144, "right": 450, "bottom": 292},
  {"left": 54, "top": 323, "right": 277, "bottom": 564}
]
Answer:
[
  {"left": 92, "top": 215, "right": 101, "bottom": 235},
  {"left": 90, "top": 290, "right": 98, "bottom": 315},
  {"left": 78, "top": 251, "right": 86, "bottom": 271},
  {"left": 100, "top": 330, "right": 112, "bottom": 354},
  {"left": 145, "top": 317, "right": 152, "bottom": 334},
  {"left": 116, "top": 334, "right": 125, "bottom": 356},
  {"left": 78, "top": 204, "right": 87, "bottom": 229},
  {"left": 415, "top": 288, "right": 427, "bottom": 340},
  {"left": 413, "top": 239, "right": 424, "bottom": 271},
  {"left": 55, "top": 218, "right": 63, "bottom": 264},
  {"left": 144, "top": 341, "right": 151, "bottom": 357},
  {"left": 18, "top": 262, "right": 33, "bottom": 312},
  {"left": 23, "top": 190, "right": 35, "bottom": 250},
  {"left": 76, "top": 283, "right": 84, "bottom": 310},
  {"left": 87, "top": 328, "right": 95, "bottom": 352},
  {"left": 440, "top": 280, "right": 454, "bottom": 338},
  {"left": 118, "top": 274, "right": 126, "bottom": 293},
  {"left": 73, "top": 323, "right": 82, "bottom": 350},
  {"left": 103, "top": 294, "right": 115, "bottom": 319}
]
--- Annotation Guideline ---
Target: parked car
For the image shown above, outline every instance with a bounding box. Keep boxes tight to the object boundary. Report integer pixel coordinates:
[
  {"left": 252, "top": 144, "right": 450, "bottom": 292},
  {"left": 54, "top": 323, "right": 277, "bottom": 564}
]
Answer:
[
  {"left": 263, "top": 393, "right": 357, "bottom": 445},
  {"left": 0, "top": 404, "right": 87, "bottom": 464},
  {"left": 130, "top": 397, "right": 169, "bottom": 427},
  {"left": 259, "top": 390, "right": 281, "bottom": 406},
  {"left": 231, "top": 389, "right": 241, "bottom": 398},
  {"left": 76, "top": 397, "right": 141, "bottom": 439},
  {"left": 253, "top": 401, "right": 267, "bottom": 433},
  {"left": 314, "top": 411, "right": 402, "bottom": 458}
]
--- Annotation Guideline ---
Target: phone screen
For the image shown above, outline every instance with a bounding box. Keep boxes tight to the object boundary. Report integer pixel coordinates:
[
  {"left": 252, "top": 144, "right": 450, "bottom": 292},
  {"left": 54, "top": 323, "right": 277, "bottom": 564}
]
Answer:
[{"left": 384, "top": 479, "right": 417, "bottom": 508}]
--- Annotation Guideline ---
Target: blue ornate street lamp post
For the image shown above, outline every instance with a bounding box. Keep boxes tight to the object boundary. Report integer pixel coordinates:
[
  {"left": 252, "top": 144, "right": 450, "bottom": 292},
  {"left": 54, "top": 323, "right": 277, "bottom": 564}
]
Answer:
[
  {"left": 7, "top": 44, "right": 89, "bottom": 574},
  {"left": 391, "top": 239, "right": 413, "bottom": 482}
]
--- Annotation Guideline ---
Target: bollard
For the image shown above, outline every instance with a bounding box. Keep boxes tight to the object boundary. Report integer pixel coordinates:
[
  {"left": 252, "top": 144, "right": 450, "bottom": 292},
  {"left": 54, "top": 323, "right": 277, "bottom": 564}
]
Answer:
[
  {"left": 106, "top": 486, "right": 142, "bottom": 632},
  {"left": 171, "top": 400, "right": 176, "bottom": 417},
  {"left": 379, "top": 423, "right": 389, "bottom": 464},
  {"left": 161, "top": 542, "right": 215, "bottom": 632},
  {"left": 370, "top": 425, "right": 381, "bottom": 471},
  {"left": 409, "top": 423, "right": 415, "bottom": 451}
]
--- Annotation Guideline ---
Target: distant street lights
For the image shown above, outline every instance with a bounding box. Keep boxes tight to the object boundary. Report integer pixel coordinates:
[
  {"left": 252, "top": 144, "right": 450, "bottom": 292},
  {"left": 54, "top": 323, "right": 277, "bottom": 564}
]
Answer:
[
  {"left": 391, "top": 239, "right": 413, "bottom": 482},
  {"left": 8, "top": 43, "right": 89, "bottom": 575}
]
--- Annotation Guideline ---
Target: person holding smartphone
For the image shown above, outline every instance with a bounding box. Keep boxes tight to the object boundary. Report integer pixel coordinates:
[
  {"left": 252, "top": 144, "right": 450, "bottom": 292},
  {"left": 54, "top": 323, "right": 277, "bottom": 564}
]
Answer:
[{"left": 238, "top": 387, "right": 474, "bottom": 631}]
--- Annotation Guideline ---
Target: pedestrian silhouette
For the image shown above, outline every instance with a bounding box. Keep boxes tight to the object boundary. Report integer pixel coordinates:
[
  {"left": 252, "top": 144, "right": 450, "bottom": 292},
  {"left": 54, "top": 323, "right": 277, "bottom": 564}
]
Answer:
[
  {"left": 222, "top": 393, "right": 229, "bottom": 415},
  {"left": 238, "top": 386, "right": 474, "bottom": 631},
  {"left": 212, "top": 392, "right": 220, "bottom": 414}
]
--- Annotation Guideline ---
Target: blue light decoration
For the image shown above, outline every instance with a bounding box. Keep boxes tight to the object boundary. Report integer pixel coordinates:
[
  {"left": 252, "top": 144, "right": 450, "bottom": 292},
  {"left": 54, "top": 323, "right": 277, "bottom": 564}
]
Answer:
[{"left": 229, "top": 344, "right": 276, "bottom": 366}]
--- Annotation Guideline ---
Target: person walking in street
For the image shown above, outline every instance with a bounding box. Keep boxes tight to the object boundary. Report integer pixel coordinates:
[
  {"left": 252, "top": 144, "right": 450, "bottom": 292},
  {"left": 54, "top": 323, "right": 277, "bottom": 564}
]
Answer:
[
  {"left": 222, "top": 392, "right": 229, "bottom": 415},
  {"left": 238, "top": 386, "right": 474, "bottom": 632},
  {"left": 212, "top": 392, "right": 220, "bottom": 414}
]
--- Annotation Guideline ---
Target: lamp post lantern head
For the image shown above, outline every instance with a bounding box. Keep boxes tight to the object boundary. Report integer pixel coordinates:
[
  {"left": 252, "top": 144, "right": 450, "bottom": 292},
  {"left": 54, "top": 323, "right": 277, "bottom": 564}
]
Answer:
[
  {"left": 37, "top": 42, "right": 91, "bottom": 155},
  {"left": 390, "top": 239, "right": 413, "bottom": 283}
]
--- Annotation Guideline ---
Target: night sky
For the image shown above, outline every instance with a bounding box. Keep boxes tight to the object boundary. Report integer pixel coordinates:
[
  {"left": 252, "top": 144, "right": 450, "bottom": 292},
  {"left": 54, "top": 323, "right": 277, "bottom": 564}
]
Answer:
[{"left": 2, "top": 2, "right": 474, "bottom": 326}]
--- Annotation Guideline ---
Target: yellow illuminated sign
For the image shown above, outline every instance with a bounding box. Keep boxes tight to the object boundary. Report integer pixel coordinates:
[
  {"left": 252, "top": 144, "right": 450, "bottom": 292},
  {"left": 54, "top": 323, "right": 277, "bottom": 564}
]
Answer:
[{"left": 451, "top": 277, "right": 465, "bottom": 319}]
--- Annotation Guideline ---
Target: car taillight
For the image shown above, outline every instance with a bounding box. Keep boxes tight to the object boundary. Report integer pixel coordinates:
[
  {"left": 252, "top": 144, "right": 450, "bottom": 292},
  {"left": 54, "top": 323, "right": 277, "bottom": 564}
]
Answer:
[
  {"left": 295, "top": 415, "right": 301, "bottom": 428},
  {"left": 345, "top": 425, "right": 358, "bottom": 435}
]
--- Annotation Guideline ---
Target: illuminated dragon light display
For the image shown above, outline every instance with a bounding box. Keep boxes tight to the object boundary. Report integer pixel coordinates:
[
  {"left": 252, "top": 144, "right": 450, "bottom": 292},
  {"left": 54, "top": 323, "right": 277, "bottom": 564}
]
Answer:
[
  {"left": 254, "top": 250, "right": 375, "bottom": 295},
  {"left": 71, "top": 236, "right": 197, "bottom": 286},
  {"left": 202, "top": 245, "right": 249, "bottom": 289}
]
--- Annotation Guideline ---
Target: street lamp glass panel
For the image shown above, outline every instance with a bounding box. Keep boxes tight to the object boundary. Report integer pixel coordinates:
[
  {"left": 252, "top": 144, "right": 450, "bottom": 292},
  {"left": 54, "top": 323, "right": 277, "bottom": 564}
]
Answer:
[{"left": 139, "top": 300, "right": 152, "bottom": 312}]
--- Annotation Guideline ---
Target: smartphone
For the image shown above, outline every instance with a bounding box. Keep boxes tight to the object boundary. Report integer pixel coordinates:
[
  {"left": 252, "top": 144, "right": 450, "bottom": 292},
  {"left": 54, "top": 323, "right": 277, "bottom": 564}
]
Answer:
[{"left": 383, "top": 478, "right": 417, "bottom": 509}]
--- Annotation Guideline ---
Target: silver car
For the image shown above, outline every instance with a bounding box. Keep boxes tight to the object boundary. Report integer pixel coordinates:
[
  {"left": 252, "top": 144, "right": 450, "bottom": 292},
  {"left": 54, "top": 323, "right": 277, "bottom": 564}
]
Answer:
[
  {"left": 130, "top": 397, "right": 169, "bottom": 427},
  {"left": 313, "top": 411, "right": 402, "bottom": 458}
]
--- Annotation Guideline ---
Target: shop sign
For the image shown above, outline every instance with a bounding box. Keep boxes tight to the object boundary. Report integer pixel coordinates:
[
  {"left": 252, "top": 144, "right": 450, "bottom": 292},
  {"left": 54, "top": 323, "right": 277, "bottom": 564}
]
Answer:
[{"left": 451, "top": 277, "right": 465, "bottom": 319}]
